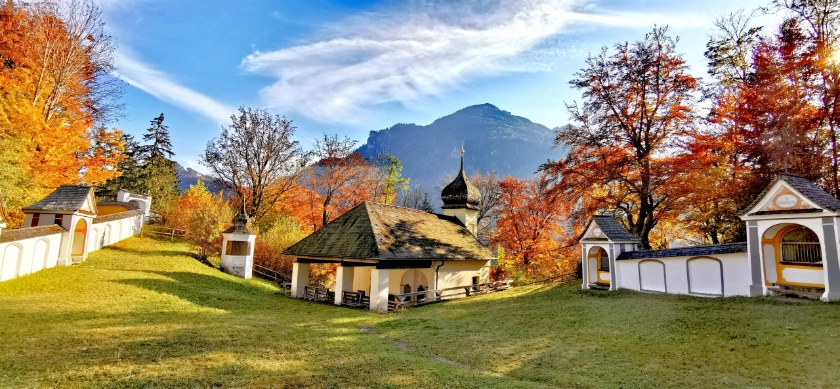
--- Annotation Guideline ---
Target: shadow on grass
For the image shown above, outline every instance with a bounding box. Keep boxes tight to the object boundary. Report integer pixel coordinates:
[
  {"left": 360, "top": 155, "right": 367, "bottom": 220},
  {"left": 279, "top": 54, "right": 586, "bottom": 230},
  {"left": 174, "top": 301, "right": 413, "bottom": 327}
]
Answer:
[
  {"left": 100, "top": 244, "right": 188, "bottom": 258},
  {"left": 116, "top": 271, "right": 277, "bottom": 312},
  {"left": 376, "top": 281, "right": 840, "bottom": 388}
]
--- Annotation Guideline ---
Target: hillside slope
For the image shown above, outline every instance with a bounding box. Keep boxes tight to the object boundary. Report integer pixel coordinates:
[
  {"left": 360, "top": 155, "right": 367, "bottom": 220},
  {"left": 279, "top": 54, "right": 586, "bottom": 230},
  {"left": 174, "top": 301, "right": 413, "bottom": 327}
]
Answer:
[
  {"left": 1, "top": 235, "right": 838, "bottom": 387},
  {"left": 356, "top": 104, "right": 566, "bottom": 190}
]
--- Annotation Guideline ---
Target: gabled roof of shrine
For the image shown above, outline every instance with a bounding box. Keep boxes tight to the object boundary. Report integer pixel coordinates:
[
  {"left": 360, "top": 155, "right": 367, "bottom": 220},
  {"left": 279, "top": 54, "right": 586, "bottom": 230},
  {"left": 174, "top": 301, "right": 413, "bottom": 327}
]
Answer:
[
  {"left": 23, "top": 186, "right": 97, "bottom": 215},
  {"left": 616, "top": 242, "right": 747, "bottom": 260},
  {"left": 284, "top": 202, "right": 494, "bottom": 261},
  {"left": 742, "top": 174, "right": 840, "bottom": 216},
  {"left": 578, "top": 216, "right": 640, "bottom": 242}
]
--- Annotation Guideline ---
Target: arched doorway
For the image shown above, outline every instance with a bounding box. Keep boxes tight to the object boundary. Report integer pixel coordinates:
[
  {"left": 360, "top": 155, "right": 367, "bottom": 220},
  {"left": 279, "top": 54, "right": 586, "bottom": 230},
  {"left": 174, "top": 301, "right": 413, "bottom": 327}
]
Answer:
[
  {"left": 587, "top": 247, "right": 610, "bottom": 285},
  {"left": 762, "top": 224, "right": 824, "bottom": 287},
  {"left": 71, "top": 219, "right": 87, "bottom": 259},
  {"left": 400, "top": 270, "right": 428, "bottom": 301}
]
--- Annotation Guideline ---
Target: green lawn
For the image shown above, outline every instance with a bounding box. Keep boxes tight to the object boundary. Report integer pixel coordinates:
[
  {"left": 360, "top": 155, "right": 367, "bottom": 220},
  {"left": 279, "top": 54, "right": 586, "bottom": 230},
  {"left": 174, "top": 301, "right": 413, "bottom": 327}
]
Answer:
[{"left": 0, "top": 235, "right": 838, "bottom": 388}]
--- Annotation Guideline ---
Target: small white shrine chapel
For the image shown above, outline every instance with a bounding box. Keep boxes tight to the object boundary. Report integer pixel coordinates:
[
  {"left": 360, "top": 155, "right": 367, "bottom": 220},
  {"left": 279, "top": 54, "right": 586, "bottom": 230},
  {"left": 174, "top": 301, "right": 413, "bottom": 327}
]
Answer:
[{"left": 580, "top": 174, "right": 840, "bottom": 301}]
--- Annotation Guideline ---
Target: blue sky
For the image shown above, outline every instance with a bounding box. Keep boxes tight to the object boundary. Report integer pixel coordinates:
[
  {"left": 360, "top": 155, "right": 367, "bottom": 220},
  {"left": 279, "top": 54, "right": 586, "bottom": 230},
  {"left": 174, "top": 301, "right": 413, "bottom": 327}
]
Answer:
[{"left": 97, "top": 0, "right": 773, "bottom": 172}]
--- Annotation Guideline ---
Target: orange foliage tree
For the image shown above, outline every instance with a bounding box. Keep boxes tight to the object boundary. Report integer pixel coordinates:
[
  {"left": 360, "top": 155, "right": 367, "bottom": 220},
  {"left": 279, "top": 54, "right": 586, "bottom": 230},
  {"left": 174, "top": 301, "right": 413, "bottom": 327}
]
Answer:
[
  {"left": 492, "top": 176, "right": 574, "bottom": 281},
  {"left": 541, "top": 27, "right": 697, "bottom": 249},
  {"left": 305, "top": 134, "right": 385, "bottom": 228},
  {"left": 164, "top": 181, "right": 232, "bottom": 259},
  {"left": 0, "top": 0, "right": 123, "bottom": 208}
]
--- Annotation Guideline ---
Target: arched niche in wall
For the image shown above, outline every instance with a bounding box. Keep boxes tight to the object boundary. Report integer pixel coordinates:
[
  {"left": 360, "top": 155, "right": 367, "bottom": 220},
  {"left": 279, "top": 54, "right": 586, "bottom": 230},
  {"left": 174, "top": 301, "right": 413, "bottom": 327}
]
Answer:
[
  {"left": 687, "top": 256, "right": 723, "bottom": 296},
  {"left": 639, "top": 260, "right": 666, "bottom": 293},
  {"left": 1, "top": 244, "right": 23, "bottom": 281},
  {"left": 88, "top": 228, "right": 99, "bottom": 252},
  {"left": 32, "top": 239, "right": 49, "bottom": 273},
  {"left": 102, "top": 225, "right": 111, "bottom": 247}
]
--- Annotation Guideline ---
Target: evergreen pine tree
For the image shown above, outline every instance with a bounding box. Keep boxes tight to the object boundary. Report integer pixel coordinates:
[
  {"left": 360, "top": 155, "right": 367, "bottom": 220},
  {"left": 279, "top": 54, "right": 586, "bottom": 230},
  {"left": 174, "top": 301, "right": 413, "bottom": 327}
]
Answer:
[
  {"left": 142, "top": 113, "right": 174, "bottom": 159},
  {"left": 140, "top": 113, "right": 180, "bottom": 210}
]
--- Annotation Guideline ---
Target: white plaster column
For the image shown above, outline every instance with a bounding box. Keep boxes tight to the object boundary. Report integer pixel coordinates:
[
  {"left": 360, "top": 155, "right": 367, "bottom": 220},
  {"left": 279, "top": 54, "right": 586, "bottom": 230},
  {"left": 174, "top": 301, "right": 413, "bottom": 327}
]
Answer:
[
  {"left": 821, "top": 217, "right": 840, "bottom": 301},
  {"left": 334, "top": 266, "right": 355, "bottom": 305},
  {"left": 291, "top": 262, "right": 310, "bottom": 298},
  {"left": 608, "top": 243, "right": 618, "bottom": 291},
  {"left": 581, "top": 245, "right": 589, "bottom": 289},
  {"left": 369, "top": 268, "right": 390, "bottom": 313},
  {"left": 747, "top": 221, "right": 767, "bottom": 296}
]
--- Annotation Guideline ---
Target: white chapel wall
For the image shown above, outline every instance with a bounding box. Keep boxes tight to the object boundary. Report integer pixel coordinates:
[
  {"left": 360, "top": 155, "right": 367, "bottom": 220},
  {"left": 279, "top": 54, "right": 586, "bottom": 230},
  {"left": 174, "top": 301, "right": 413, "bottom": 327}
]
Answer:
[
  {"left": 0, "top": 233, "right": 63, "bottom": 282},
  {"left": 615, "top": 252, "right": 751, "bottom": 297},
  {"left": 0, "top": 212, "right": 143, "bottom": 283}
]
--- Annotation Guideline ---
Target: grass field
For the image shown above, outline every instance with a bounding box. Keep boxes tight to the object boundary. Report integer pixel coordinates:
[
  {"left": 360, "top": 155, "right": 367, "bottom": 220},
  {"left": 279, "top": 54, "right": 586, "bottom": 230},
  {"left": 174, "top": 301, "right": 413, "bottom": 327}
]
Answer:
[{"left": 1, "top": 234, "right": 839, "bottom": 388}]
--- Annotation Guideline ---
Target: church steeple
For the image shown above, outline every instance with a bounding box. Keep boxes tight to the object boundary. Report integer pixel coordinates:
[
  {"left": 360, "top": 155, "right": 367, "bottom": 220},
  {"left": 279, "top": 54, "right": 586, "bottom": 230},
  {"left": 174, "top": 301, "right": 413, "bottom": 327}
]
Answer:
[
  {"left": 441, "top": 143, "right": 480, "bottom": 210},
  {"left": 441, "top": 144, "right": 480, "bottom": 236}
]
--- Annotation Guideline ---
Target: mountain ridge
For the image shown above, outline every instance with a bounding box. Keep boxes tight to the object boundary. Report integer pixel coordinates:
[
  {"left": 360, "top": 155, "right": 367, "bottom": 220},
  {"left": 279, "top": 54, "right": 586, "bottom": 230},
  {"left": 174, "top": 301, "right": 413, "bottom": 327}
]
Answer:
[{"left": 356, "top": 103, "right": 566, "bottom": 191}]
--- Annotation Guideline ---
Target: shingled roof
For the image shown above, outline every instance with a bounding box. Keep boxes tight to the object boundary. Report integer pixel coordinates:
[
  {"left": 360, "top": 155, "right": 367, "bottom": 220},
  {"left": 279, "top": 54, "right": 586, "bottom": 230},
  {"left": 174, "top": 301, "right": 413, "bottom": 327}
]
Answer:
[
  {"left": 744, "top": 174, "right": 840, "bottom": 214},
  {"left": 223, "top": 211, "right": 255, "bottom": 234},
  {"left": 578, "top": 215, "right": 640, "bottom": 242},
  {"left": 0, "top": 225, "right": 66, "bottom": 243},
  {"left": 284, "top": 202, "right": 494, "bottom": 261},
  {"left": 23, "top": 186, "right": 94, "bottom": 213},
  {"left": 96, "top": 200, "right": 140, "bottom": 211},
  {"left": 617, "top": 242, "right": 747, "bottom": 260},
  {"left": 93, "top": 210, "right": 143, "bottom": 224}
]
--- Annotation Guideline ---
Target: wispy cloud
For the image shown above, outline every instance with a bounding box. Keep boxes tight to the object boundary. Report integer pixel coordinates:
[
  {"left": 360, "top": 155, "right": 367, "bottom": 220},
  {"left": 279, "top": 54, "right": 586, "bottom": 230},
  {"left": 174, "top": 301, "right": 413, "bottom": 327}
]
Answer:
[
  {"left": 114, "top": 52, "right": 234, "bottom": 123},
  {"left": 241, "top": 0, "right": 708, "bottom": 124}
]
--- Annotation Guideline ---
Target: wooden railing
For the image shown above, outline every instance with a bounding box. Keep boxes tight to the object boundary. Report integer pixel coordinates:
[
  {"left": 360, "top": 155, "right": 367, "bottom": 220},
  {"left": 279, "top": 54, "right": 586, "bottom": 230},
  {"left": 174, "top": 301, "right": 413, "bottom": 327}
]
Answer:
[
  {"left": 300, "top": 275, "right": 577, "bottom": 312},
  {"left": 388, "top": 280, "right": 512, "bottom": 311},
  {"left": 143, "top": 226, "right": 186, "bottom": 241},
  {"left": 303, "top": 286, "right": 335, "bottom": 303},
  {"left": 340, "top": 291, "right": 370, "bottom": 308},
  {"left": 253, "top": 264, "right": 291, "bottom": 292}
]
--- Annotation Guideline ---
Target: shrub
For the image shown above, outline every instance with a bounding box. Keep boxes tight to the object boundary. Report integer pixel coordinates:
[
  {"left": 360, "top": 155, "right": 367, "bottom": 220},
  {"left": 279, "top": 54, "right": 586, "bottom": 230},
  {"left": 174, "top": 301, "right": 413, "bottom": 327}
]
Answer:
[
  {"left": 253, "top": 216, "right": 307, "bottom": 281},
  {"left": 164, "top": 180, "right": 232, "bottom": 259}
]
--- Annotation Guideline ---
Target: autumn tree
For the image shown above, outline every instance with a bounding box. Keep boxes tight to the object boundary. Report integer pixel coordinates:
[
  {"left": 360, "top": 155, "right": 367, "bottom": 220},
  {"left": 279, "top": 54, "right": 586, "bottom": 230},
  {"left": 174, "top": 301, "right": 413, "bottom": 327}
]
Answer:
[
  {"left": 253, "top": 216, "right": 308, "bottom": 281},
  {"left": 305, "top": 134, "right": 367, "bottom": 227},
  {"left": 492, "top": 176, "right": 573, "bottom": 280},
  {"left": 202, "top": 107, "right": 311, "bottom": 224},
  {"left": 772, "top": 0, "right": 840, "bottom": 194},
  {"left": 542, "top": 27, "right": 698, "bottom": 249},
  {"left": 164, "top": 180, "right": 232, "bottom": 259},
  {"left": 0, "top": 0, "right": 124, "bottom": 207},
  {"left": 381, "top": 156, "right": 410, "bottom": 205}
]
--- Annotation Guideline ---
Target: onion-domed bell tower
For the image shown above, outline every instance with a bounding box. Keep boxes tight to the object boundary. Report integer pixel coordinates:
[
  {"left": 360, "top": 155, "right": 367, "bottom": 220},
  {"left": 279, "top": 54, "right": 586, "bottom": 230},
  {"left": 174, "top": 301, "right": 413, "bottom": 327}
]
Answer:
[{"left": 441, "top": 144, "right": 480, "bottom": 236}]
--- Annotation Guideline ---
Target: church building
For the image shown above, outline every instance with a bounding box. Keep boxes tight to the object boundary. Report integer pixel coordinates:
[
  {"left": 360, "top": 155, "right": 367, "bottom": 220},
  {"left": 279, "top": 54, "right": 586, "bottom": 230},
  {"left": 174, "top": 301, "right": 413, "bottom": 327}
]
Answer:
[{"left": 285, "top": 149, "right": 495, "bottom": 312}]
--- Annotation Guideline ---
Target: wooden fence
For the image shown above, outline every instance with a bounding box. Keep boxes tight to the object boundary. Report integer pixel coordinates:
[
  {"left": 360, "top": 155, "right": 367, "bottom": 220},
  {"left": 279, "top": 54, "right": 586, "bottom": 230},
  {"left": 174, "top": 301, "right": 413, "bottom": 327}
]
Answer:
[
  {"left": 387, "top": 280, "right": 512, "bottom": 311},
  {"left": 143, "top": 226, "right": 186, "bottom": 241},
  {"left": 253, "top": 263, "right": 291, "bottom": 292}
]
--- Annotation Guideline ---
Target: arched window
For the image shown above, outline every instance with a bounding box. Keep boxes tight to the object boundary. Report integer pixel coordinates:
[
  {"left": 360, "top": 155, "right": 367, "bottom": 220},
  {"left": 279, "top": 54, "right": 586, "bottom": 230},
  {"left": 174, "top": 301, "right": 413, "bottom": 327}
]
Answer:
[
  {"left": 599, "top": 248, "right": 610, "bottom": 271},
  {"left": 781, "top": 227, "right": 822, "bottom": 264}
]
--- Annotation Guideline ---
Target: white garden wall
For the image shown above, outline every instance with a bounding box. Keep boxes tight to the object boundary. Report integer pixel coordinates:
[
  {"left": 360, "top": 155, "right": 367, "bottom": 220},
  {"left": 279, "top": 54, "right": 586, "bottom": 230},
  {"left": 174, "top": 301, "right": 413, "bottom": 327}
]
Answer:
[
  {"left": 616, "top": 253, "right": 752, "bottom": 297},
  {"left": 0, "top": 230, "right": 63, "bottom": 282},
  {"left": 0, "top": 212, "right": 143, "bottom": 283}
]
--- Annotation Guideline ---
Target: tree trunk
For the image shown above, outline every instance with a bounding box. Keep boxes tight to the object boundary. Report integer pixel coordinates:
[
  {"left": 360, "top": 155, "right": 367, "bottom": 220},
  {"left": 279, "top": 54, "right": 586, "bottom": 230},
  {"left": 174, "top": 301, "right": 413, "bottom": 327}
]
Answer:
[{"left": 322, "top": 193, "right": 332, "bottom": 228}]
